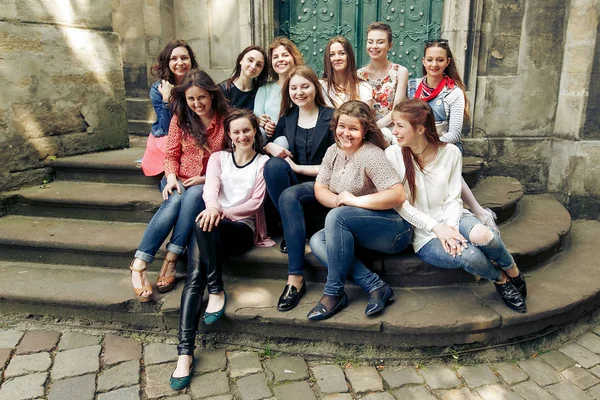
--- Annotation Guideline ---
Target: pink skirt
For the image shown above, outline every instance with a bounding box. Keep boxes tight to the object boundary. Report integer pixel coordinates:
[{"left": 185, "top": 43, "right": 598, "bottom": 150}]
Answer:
[{"left": 141, "top": 134, "right": 167, "bottom": 176}]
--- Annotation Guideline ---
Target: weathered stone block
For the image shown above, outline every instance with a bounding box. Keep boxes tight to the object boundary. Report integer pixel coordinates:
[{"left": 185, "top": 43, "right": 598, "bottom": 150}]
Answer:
[
  {"left": 13, "top": 0, "right": 113, "bottom": 29},
  {"left": 311, "top": 365, "right": 348, "bottom": 394}
]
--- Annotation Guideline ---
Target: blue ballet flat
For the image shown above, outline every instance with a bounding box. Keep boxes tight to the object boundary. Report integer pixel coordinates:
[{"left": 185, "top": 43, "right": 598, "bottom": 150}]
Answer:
[
  {"left": 170, "top": 356, "right": 195, "bottom": 390},
  {"left": 203, "top": 292, "right": 227, "bottom": 325}
]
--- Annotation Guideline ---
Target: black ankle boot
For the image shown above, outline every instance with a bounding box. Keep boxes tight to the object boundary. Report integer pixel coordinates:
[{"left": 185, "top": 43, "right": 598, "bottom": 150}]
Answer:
[
  {"left": 494, "top": 281, "right": 526, "bottom": 313},
  {"left": 510, "top": 273, "right": 527, "bottom": 299}
]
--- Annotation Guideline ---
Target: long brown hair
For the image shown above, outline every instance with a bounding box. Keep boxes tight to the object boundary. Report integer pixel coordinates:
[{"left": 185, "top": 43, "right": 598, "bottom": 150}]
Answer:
[
  {"left": 322, "top": 36, "right": 361, "bottom": 106},
  {"left": 393, "top": 99, "right": 444, "bottom": 203},
  {"left": 422, "top": 40, "right": 469, "bottom": 119},
  {"left": 279, "top": 66, "right": 329, "bottom": 119},
  {"left": 331, "top": 100, "right": 388, "bottom": 151},
  {"left": 224, "top": 46, "right": 268, "bottom": 91},
  {"left": 222, "top": 108, "right": 265, "bottom": 155},
  {"left": 170, "top": 69, "right": 229, "bottom": 151},
  {"left": 151, "top": 40, "right": 199, "bottom": 83},
  {"left": 268, "top": 37, "right": 304, "bottom": 81}
]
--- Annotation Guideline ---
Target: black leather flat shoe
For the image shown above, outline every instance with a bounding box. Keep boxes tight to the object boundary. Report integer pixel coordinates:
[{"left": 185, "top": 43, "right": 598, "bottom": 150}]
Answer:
[
  {"left": 510, "top": 272, "right": 527, "bottom": 299},
  {"left": 307, "top": 293, "right": 349, "bottom": 321},
  {"left": 277, "top": 282, "right": 306, "bottom": 311},
  {"left": 280, "top": 239, "right": 288, "bottom": 254},
  {"left": 495, "top": 281, "right": 526, "bottom": 313},
  {"left": 365, "top": 285, "right": 395, "bottom": 316}
]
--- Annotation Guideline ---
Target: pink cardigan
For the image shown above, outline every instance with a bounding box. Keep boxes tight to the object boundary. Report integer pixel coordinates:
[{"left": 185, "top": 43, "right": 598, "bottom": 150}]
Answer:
[{"left": 202, "top": 152, "right": 275, "bottom": 247}]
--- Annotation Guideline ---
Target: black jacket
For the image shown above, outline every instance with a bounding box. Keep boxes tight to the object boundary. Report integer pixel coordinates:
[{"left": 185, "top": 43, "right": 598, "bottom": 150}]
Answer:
[{"left": 270, "top": 105, "right": 335, "bottom": 165}]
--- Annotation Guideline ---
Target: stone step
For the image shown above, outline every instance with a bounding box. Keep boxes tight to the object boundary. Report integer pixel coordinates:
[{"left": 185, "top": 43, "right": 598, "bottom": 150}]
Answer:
[
  {"left": 0, "top": 194, "right": 571, "bottom": 287},
  {"left": 127, "top": 97, "right": 153, "bottom": 121},
  {"left": 0, "top": 220, "right": 596, "bottom": 347},
  {"left": 49, "top": 147, "right": 160, "bottom": 186},
  {"left": 3, "top": 181, "right": 160, "bottom": 223},
  {"left": 129, "top": 120, "right": 153, "bottom": 136},
  {"left": 1, "top": 176, "right": 522, "bottom": 227},
  {"left": 48, "top": 147, "right": 485, "bottom": 187}
]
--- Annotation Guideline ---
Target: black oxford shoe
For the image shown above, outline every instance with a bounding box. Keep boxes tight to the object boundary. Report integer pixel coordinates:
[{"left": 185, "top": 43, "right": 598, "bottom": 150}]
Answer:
[
  {"left": 365, "top": 285, "right": 395, "bottom": 316},
  {"left": 494, "top": 281, "right": 526, "bottom": 313},
  {"left": 280, "top": 239, "right": 288, "bottom": 254},
  {"left": 277, "top": 282, "right": 305, "bottom": 311},
  {"left": 307, "top": 293, "right": 349, "bottom": 321}
]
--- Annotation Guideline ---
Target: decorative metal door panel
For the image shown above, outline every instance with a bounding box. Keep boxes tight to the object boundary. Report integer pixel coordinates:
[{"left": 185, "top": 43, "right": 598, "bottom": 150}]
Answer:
[{"left": 278, "top": 0, "right": 444, "bottom": 78}]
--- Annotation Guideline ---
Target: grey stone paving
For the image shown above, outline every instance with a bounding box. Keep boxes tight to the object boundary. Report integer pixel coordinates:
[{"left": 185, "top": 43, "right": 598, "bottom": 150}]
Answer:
[
  {"left": 58, "top": 331, "right": 101, "bottom": 351},
  {"left": 229, "top": 351, "right": 263, "bottom": 378},
  {"left": 380, "top": 366, "right": 423, "bottom": 388},
  {"left": 189, "top": 371, "right": 229, "bottom": 398},
  {"left": 419, "top": 366, "right": 461, "bottom": 390},
  {"left": 104, "top": 334, "right": 143, "bottom": 366},
  {"left": 4, "top": 352, "right": 51, "bottom": 378},
  {"left": 52, "top": 344, "right": 101, "bottom": 380},
  {"left": 15, "top": 330, "right": 60, "bottom": 355},
  {"left": 48, "top": 373, "right": 96, "bottom": 400},
  {"left": 144, "top": 342, "right": 178, "bottom": 366},
  {"left": 97, "top": 385, "right": 141, "bottom": 400},
  {"left": 97, "top": 360, "right": 140, "bottom": 391},
  {"left": 495, "top": 363, "right": 529, "bottom": 385},
  {"left": 235, "top": 373, "right": 272, "bottom": 400},
  {"left": 312, "top": 364, "right": 348, "bottom": 394},
  {"left": 344, "top": 366, "right": 383, "bottom": 394},
  {"left": 272, "top": 381, "right": 317, "bottom": 400},
  {"left": 458, "top": 365, "right": 499, "bottom": 388},
  {"left": 265, "top": 356, "right": 309, "bottom": 382},
  {"left": 3, "top": 326, "right": 600, "bottom": 399}
]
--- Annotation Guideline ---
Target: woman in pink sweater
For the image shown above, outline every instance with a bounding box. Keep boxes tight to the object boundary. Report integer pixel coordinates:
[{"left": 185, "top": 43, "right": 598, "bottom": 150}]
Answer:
[{"left": 170, "top": 109, "right": 274, "bottom": 390}]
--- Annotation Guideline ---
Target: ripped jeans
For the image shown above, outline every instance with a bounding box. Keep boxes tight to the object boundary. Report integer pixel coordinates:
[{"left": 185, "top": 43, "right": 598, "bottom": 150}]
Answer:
[{"left": 416, "top": 214, "right": 514, "bottom": 282}]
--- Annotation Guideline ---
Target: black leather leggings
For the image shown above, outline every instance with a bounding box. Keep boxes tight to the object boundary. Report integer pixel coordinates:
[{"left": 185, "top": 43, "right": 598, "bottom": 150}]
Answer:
[{"left": 177, "top": 219, "right": 254, "bottom": 355}]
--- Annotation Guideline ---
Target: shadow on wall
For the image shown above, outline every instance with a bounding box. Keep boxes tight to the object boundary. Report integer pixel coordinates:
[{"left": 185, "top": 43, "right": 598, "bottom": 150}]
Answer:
[{"left": 0, "top": 0, "right": 129, "bottom": 192}]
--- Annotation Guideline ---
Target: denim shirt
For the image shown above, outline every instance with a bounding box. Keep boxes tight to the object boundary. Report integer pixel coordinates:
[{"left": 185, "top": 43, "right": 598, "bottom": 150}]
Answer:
[{"left": 150, "top": 80, "right": 172, "bottom": 137}]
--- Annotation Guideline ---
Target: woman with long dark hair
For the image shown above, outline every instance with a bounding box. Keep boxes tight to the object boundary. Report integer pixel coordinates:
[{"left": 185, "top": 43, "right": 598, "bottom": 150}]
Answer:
[
  {"left": 386, "top": 99, "right": 527, "bottom": 313},
  {"left": 170, "top": 109, "right": 274, "bottom": 389},
  {"left": 130, "top": 69, "right": 228, "bottom": 301},
  {"left": 218, "top": 46, "right": 268, "bottom": 111},
  {"left": 320, "top": 36, "right": 373, "bottom": 109},
  {"left": 141, "top": 40, "right": 199, "bottom": 177}
]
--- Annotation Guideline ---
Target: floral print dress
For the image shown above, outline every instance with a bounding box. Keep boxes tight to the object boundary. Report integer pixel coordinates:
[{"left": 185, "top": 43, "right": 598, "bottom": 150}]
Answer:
[{"left": 358, "top": 63, "right": 402, "bottom": 127}]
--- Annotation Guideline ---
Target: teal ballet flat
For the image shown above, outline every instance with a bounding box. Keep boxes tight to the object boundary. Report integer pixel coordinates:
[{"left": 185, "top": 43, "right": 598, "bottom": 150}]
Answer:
[
  {"left": 203, "top": 292, "right": 227, "bottom": 325},
  {"left": 170, "top": 356, "right": 195, "bottom": 390}
]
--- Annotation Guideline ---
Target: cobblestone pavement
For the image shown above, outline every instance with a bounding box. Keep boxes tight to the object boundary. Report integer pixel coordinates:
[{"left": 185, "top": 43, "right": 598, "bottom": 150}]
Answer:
[{"left": 3, "top": 319, "right": 600, "bottom": 399}]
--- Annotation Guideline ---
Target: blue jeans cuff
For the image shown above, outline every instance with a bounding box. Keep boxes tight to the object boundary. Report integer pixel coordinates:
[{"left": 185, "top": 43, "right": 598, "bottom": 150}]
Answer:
[
  {"left": 134, "top": 250, "right": 154, "bottom": 263},
  {"left": 166, "top": 243, "right": 185, "bottom": 255}
]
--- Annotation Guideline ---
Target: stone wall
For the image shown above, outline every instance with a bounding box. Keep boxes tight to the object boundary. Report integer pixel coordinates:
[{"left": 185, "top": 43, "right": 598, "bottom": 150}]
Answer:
[{"left": 0, "top": 0, "right": 128, "bottom": 192}]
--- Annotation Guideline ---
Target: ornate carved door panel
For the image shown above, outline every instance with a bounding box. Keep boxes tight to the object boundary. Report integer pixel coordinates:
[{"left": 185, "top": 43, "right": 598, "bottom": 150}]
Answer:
[{"left": 278, "top": 0, "right": 444, "bottom": 78}]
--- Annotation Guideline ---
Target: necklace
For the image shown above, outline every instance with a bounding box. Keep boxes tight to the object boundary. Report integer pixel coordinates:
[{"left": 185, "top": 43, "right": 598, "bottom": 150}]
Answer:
[{"left": 414, "top": 142, "right": 430, "bottom": 156}]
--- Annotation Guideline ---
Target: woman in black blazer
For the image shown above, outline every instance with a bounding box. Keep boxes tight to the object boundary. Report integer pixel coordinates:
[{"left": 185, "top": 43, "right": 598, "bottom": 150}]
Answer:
[{"left": 263, "top": 66, "right": 335, "bottom": 312}]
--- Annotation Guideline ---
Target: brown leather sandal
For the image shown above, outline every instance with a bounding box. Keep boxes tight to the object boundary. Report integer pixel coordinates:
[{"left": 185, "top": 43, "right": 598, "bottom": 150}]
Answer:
[
  {"left": 156, "top": 254, "right": 178, "bottom": 293},
  {"left": 130, "top": 261, "right": 153, "bottom": 302}
]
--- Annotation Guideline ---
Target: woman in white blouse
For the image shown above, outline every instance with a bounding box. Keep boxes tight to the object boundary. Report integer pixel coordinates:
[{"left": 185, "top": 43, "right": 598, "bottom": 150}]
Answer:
[{"left": 385, "top": 99, "right": 527, "bottom": 313}]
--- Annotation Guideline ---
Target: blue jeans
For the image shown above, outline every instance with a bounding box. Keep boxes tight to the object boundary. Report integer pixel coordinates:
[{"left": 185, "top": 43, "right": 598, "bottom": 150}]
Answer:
[
  {"left": 264, "top": 157, "right": 328, "bottom": 276},
  {"left": 416, "top": 214, "right": 514, "bottom": 281},
  {"left": 135, "top": 176, "right": 205, "bottom": 263},
  {"left": 310, "top": 207, "right": 413, "bottom": 297}
]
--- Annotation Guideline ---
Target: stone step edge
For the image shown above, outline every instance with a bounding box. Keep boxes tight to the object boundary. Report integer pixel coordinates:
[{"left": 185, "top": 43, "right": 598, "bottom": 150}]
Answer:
[{"left": 0, "top": 220, "right": 598, "bottom": 347}]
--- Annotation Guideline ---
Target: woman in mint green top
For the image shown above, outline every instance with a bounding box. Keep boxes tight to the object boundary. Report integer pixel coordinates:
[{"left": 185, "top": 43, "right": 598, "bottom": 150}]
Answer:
[{"left": 254, "top": 37, "right": 304, "bottom": 142}]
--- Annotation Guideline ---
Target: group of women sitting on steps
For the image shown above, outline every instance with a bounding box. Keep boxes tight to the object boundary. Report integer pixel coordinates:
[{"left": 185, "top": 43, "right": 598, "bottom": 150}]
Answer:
[{"left": 130, "top": 22, "right": 528, "bottom": 389}]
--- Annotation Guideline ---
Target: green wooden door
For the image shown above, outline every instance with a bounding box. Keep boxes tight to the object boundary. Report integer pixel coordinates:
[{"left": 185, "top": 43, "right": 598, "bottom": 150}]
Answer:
[{"left": 278, "top": 0, "right": 444, "bottom": 78}]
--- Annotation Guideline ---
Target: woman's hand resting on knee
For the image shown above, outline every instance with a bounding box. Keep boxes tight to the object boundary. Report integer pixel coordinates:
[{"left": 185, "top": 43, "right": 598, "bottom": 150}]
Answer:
[
  {"left": 183, "top": 175, "right": 205, "bottom": 188},
  {"left": 162, "top": 173, "right": 181, "bottom": 200},
  {"left": 196, "top": 207, "right": 222, "bottom": 232},
  {"left": 432, "top": 223, "right": 468, "bottom": 256}
]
